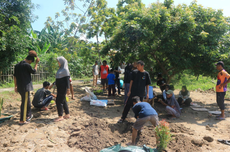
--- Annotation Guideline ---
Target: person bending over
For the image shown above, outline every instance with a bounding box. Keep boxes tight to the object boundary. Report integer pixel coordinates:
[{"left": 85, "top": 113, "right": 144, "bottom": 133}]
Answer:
[
  {"left": 32, "top": 81, "right": 56, "bottom": 111},
  {"left": 178, "top": 86, "right": 192, "bottom": 106},
  {"left": 127, "top": 96, "right": 159, "bottom": 145}
]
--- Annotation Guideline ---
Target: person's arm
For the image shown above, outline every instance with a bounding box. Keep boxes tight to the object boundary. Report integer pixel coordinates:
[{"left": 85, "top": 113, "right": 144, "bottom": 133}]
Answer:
[
  {"left": 66, "top": 77, "right": 70, "bottom": 95},
  {"left": 14, "top": 76, "right": 17, "bottom": 93},
  {"left": 51, "top": 93, "right": 56, "bottom": 98},
  {"left": 34, "top": 57, "right": 40, "bottom": 71},
  {"left": 132, "top": 105, "right": 139, "bottom": 119},
  {"left": 221, "top": 78, "right": 230, "bottom": 88},
  {"left": 146, "top": 85, "right": 149, "bottom": 99},
  {"left": 184, "top": 91, "right": 190, "bottom": 100},
  {"left": 159, "top": 99, "right": 169, "bottom": 106}
]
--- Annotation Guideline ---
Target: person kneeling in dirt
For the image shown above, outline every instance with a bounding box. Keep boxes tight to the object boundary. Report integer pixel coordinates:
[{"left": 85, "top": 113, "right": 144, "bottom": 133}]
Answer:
[
  {"left": 32, "top": 81, "right": 56, "bottom": 111},
  {"left": 159, "top": 90, "right": 181, "bottom": 119},
  {"left": 127, "top": 96, "right": 159, "bottom": 145},
  {"left": 158, "top": 85, "right": 175, "bottom": 104}
]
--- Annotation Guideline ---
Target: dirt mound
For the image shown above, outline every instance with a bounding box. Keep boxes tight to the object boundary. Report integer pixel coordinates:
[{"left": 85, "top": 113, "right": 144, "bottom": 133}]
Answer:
[{"left": 68, "top": 118, "right": 121, "bottom": 152}]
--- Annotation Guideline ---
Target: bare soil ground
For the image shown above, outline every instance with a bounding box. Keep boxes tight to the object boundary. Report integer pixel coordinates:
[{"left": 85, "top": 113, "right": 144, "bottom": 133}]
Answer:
[{"left": 1, "top": 81, "right": 230, "bottom": 152}]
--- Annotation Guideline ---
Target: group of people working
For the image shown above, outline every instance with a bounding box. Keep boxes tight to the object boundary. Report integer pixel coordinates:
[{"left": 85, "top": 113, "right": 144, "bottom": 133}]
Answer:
[
  {"left": 13, "top": 51, "right": 230, "bottom": 146},
  {"left": 14, "top": 54, "right": 71, "bottom": 124}
]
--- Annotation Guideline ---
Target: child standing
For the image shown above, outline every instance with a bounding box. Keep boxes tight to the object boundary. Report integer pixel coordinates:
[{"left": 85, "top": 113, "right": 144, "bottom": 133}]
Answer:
[{"left": 107, "top": 69, "right": 116, "bottom": 96}]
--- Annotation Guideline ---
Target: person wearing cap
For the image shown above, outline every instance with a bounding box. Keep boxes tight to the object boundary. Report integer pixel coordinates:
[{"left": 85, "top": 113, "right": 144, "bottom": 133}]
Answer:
[
  {"left": 215, "top": 61, "right": 230, "bottom": 120},
  {"left": 159, "top": 90, "right": 181, "bottom": 119},
  {"left": 127, "top": 96, "right": 159, "bottom": 145},
  {"left": 14, "top": 54, "right": 40, "bottom": 125},
  {"left": 32, "top": 81, "right": 56, "bottom": 111}
]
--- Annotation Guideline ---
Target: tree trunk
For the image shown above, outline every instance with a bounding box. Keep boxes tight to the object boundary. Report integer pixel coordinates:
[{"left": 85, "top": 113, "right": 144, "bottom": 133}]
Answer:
[{"left": 96, "top": 34, "right": 101, "bottom": 64}]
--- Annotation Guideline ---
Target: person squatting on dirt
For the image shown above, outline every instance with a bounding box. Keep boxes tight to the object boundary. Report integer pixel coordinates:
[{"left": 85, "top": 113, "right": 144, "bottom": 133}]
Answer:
[
  {"left": 100, "top": 60, "right": 109, "bottom": 92},
  {"left": 215, "top": 61, "right": 230, "bottom": 120},
  {"left": 118, "top": 60, "right": 151, "bottom": 123},
  {"left": 32, "top": 81, "right": 56, "bottom": 111},
  {"left": 158, "top": 84, "right": 175, "bottom": 104},
  {"left": 14, "top": 54, "right": 40, "bottom": 125},
  {"left": 178, "top": 86, "right": 192, "bottom": 107},
  {"left": 127, "top": 96, "right": 159, "bottom": 145},
  {"left": 54, "top": 56, "right": 71, "bottom": 122},
  {"left": 159, "top": 90, "right": 181, "bottom": 119},
  {"left": 107, "top": 69, "right": 116, "bottom": 97}
]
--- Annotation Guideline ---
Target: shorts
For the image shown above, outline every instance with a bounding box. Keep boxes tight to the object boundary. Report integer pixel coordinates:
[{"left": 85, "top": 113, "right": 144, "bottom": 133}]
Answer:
[
  {"left": 101, "top": 78, "right": 108, "bottom": 85},
  {"left": 133, "top": 115, "right": 159, "bottom": 130},
  {"left": 217, "top": 92, "right": 226, "bottom": 110}
]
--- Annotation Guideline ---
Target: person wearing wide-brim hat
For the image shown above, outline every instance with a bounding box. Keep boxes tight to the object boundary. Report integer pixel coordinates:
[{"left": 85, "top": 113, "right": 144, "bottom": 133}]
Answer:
[{"left": 215, "top": 61, "right": 230, "bottom": 120}]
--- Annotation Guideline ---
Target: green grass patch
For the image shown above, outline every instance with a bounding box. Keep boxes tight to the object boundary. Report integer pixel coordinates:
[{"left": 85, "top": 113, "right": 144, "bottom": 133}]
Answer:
[{"left": 170, "top": 74, "right": 216, "bottom": 91}]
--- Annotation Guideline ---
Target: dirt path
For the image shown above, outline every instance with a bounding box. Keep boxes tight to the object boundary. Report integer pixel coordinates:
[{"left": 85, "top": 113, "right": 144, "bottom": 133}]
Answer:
[{"left": 0, "top": 83, "right": 230, "bottom": 152}]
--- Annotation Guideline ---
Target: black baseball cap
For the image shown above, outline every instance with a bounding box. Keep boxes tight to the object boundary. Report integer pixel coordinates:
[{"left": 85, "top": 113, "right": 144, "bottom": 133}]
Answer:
[{"left": 215, "top": 61, "right": 224, "bottom": 67}]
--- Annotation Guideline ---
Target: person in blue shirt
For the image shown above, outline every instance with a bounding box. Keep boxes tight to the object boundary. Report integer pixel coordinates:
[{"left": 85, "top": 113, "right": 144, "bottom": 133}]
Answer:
[
  {"left": 107, "top": 69, "right": 116, "bottom": 96},
  {"left": 127, "top": 96, "right": 159, "bottom": 145}
]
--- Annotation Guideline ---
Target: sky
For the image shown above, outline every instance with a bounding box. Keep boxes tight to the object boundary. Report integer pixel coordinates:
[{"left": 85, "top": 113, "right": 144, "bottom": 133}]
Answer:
[{"left": 32, "top": 0, "right": 230, "bottom": 32}]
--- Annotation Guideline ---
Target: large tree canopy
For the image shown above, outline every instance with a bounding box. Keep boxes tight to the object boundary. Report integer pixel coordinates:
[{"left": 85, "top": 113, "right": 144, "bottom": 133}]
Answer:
[
  {"left": 0, "top": 0, "right": 34, "bottom": 70},
  {"left": 102, "top": 0, "right": 230, "bottom": 82}
]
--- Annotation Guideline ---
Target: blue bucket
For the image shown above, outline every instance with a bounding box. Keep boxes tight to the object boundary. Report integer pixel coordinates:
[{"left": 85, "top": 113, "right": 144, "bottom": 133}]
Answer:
[{"left": 146, "top": 86, "right": 154, "bottom": 99}]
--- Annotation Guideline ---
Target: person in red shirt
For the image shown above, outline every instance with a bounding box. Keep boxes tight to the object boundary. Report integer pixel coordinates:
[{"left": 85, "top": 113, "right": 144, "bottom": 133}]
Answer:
[
  {"left": 215, "top": 61, "right": 230, "bottom": 120},
  {"left": 100, "top": 60, "right": 109, "bottom": 91}
]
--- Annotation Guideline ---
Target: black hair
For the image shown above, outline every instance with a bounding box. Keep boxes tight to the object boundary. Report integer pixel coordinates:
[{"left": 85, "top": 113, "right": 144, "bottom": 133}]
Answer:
[
  {"left": 26, "top": 55, "right": 35, "bottom": 62},
  {"left": 110, "top": 69, "right": 114, "bottom": 72},
  {"left": 132, "top": 96, "right": 140, "bottom": 103},
  {"left": 181, "top": 86, "right": 188, "bottom": 96},
  {"left": 157, "top": 73, "right": 162, "bottom": 78},
  {"left": 43, "top": 81, "right": 50, "bottom": 88},
  {"left": 103, "top": 60, "right": 107, "bottom": 64},
  {"left": 137, "top": 60, "right": 145, "bottom": 66}
]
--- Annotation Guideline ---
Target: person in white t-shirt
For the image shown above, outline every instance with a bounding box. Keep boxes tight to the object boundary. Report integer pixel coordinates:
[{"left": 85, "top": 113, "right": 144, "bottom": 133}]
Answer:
[{"left": 92, "top": 61, "right": 99, "bottom": 86}]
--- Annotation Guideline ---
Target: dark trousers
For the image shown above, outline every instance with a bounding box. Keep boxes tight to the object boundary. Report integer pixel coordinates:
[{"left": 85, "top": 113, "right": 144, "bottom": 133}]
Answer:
[
  {"left": 108, "top": 84, "right": 115, "bottom": 96},
  {"left": 121, "top": 95, "right": 143, "bottom": 120},
  {"left": 116, "top": 79, "right": 121, "bottom": 94},
  {"left": 56, "top": 94, "right": 69, "bottom": 116},
  {"left": 19, "top": 91, "right": 31, "bottom": 122},
  {"left": 178, "top": 97, "right": 192, "bottom": 106},
  {"left": 217, "top": 92, "right": 226, "bottom": 110},
  {"left": 34, "top": 95, "right": 53, "bottom": 109}
]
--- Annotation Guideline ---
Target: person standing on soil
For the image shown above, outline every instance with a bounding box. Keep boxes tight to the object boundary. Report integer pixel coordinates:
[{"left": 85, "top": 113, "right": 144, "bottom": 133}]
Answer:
[
  {"left": 92, "top": 61, "right": 99, "bottom": 87},
  {"left": 118, "top": 60, "right": 151, "bottom": 123},
  {"left": 107, "top": 69, "right": 116, "bottom": 97},
  {"left": 114, "top": 63, "right": 122, "bottom": 95},
  {"left": 124, "top": 63, "right": 133, "bottom": 104},
  {"left": 100, "top": 60, "right": 109, "bottom": 92},
  {"left": 159, "top": 90, "right": 181, "bottom": 119},
  {"left": 178, "top": 86, "right": 192, "bottom": 106},
  {"left": 32, "top": 81, "right": 56, "bottom": 111},
  {"left": 127, "top": 96, "right": 159, "bottom": 145},
  {"left": 215, "top": 61, "right": 230, "bottom": 120},
  {"left": 14, "top": 54, "right": 40, "bottom": 125},
  {"left": 54, "top": 56, "right": 71, "bottom": 122}
]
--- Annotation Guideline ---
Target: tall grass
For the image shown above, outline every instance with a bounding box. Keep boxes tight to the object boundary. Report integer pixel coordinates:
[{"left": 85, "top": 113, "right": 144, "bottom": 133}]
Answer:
[{"left": 170, "top": 74, "right": 216, "bottom": 91}]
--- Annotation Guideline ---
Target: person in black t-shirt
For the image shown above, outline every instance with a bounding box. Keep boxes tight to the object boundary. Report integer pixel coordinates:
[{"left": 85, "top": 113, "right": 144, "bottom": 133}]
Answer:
[
  {"left": 124, "top": 63, "right": 133, "bottom": 104},
  {"left": 157, "top": 73, "right": 166, "bottom": 92},
  {"left": 14, "top": 55, "right": 40, "bottom": 125},
  {"left": 118, "top": 60, "right": 151, "bottom": 123},
  {"left": 32, "top": 81, "right": 56, "bottom": 111}
]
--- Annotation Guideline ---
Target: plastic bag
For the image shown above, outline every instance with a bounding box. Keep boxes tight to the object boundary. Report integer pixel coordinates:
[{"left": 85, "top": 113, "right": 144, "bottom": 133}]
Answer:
[
  {"left": 80, "top": 95, "right": 91, "bottom": 101},
  {"left": 100, "top": 144, "right": 156, "bottom": 152},
  {"left": 85, "top": 87, "right": 97, "bottom": 100},
  {"left": 90, "top": 100, "right": 107, "bottom": 107}
]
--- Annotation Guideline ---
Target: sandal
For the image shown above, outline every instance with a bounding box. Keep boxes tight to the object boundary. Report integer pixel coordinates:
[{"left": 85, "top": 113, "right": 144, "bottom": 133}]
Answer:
[
  {"left": 54, "top": 118, "right": 64, "bottom": 122},
  {"left": 216, "top": 117, "right": 225, "bottom": 120},
  {"left": 218, "top": 139, "right": 230, "bottom": 145},
  {"left": 26, "top": 114, "right": 33, "bottom": 122},
  {"left": 19, "top": 121, "right": 29, "bottom": 125},
  {"left": 117, "top": 119, "right": 124, "bottom": 123}
]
